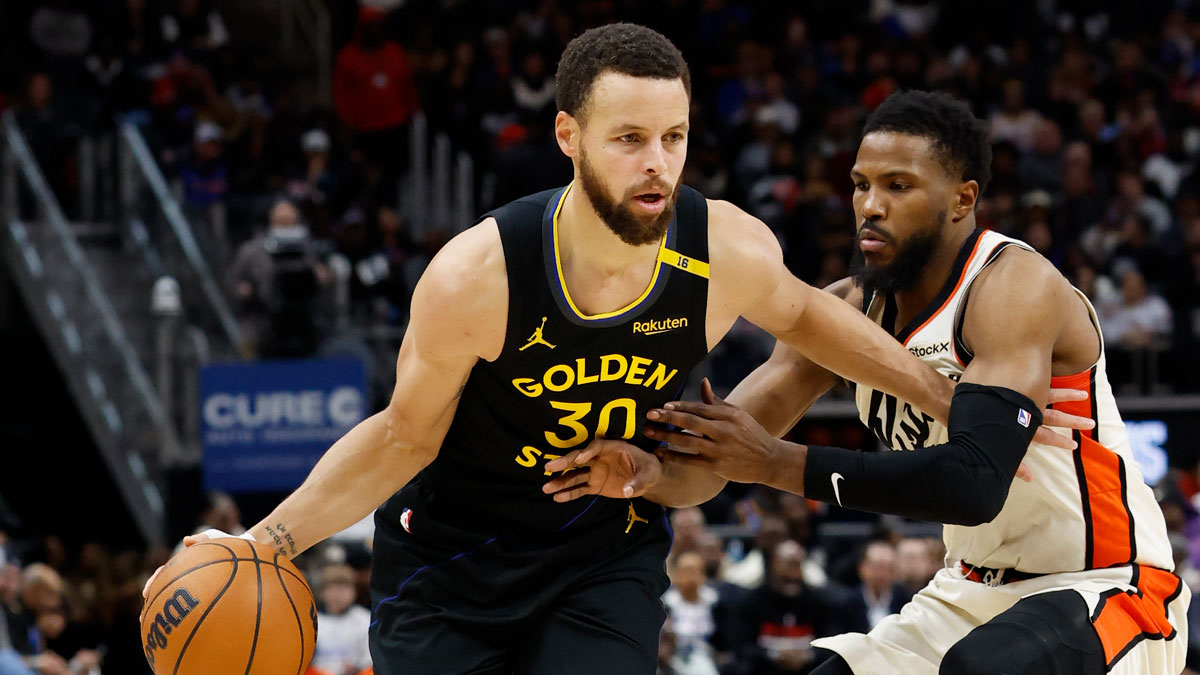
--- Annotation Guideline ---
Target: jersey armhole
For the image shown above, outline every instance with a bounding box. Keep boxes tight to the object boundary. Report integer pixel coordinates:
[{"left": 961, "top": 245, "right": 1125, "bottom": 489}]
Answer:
[{"left": 952, "top": 242, "right": 1021, "bottom": 366}]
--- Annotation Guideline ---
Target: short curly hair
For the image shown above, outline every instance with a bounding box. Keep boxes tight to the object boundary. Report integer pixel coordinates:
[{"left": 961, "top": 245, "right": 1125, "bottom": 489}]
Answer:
[
  {"left": 555, "top": 23, "right": 691, "bottom": 123},
  {"left": 862, "top": 91, "right": 992, "bottom": 194}
]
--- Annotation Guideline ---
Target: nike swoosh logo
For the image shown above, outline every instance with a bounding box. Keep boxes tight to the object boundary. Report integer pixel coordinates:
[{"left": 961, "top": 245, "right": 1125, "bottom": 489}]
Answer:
[{"left": 831, "top": 473, "right": 845, "bottom": 507}]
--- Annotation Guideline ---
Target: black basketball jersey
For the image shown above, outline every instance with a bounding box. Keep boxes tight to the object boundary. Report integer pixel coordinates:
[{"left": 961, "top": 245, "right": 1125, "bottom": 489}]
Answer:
[{"left": 377, "top": 183, "right": 711, "bottom": 544}]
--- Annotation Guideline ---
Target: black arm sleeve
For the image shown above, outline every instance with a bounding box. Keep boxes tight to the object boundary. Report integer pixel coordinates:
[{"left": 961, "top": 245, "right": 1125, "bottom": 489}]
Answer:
[{"left": 802, "top": 383, "right": 1042, "bottom": 526}]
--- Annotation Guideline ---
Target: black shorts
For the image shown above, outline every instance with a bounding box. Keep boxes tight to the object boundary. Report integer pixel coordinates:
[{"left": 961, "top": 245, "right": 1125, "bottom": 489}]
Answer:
[{"left": 368, "top": 500, "right": 672, "bottom": 675}]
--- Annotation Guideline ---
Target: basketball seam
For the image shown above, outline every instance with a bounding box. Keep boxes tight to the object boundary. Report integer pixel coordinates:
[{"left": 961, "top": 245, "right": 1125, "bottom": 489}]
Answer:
[
  {"left": 171, "top": 542, "right": 240, "bottom": 675},
  {"left": 273, "top": 552, "right": 307, "bottom": 675},
  {"left": 244, "top": 544, "right": 264, "bottom": 675},
  {"left": 147, "top": 555, "right": 309, "bottom": 609}
]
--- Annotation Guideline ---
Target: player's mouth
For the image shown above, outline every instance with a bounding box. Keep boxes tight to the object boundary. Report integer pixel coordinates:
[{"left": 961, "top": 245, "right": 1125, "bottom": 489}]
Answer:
[
  {"left": 632, "top": 191, "right": 667, "bottom": 214},
  {"left": 859, "top": 227, "right": 890, "bottom": 253}
]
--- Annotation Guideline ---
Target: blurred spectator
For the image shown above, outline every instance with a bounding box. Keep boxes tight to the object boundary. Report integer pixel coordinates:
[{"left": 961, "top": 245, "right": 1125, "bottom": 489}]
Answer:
[
  {"left": 895, "top": 537, "right": 943, "bottom": 595},
  {"left": 510, "top": 50, "right": 555, "bottom": 120},
  {"left": 1100, "top": 266, "right": 1173, "bottom": 349},
  {"left": 333, "top": 9, "right": 420, "bottom": 173},
  {"left": 1018, "top": 119, "right": 1065, "bottom": 195},
  {"left": 723, "top": 514, "right": 789, "bottom": 590},
  {"left": 227, "top": 199, "right": 332, "bottom": 357},
  {"left": 669, "top": 508, "right": 708, "bottom": 559},
  {"left": 14, "top": 73, "right": 78, "bottom": 206},
  {"left": 4, "top": 564, "right": 75, "bottom": 675},
  {"left": 287, "top": 129, "right": 336, "bottom": 227},
  {"left": 839, "top": 540, "right": 911, "bottom": 633},
  {"left": 989, "top": 79, "right": 1043, "bottom": 152},
  {"left": 180, "top": 121, "right": 229, "bottom": 210},
  {"left": 657, "top": 614, "right": 718, "bottom": 675},
  {"left": 160, "top": 0, "right": 229, "bottom": 57},
  {"left": 197, "top": 491, "right": 244, "bottom": 536},
  {"left": 663, "top": 553, "right": 719, "bottom": 667},
  {"left": 719, "top": 541, "right": 840, "bottom": 675},
  {"left": 312, "top": 565, "right": 371, "bottom": 675}
]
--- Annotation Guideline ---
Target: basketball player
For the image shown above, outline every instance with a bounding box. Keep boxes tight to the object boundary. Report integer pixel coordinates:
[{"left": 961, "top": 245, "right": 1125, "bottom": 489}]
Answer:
[
  {"left": 613, "top": 91, "right": 1189, "bottom": 673},
  {"left": 147, "top": 29, "right": 1083, "bottom": 674}
]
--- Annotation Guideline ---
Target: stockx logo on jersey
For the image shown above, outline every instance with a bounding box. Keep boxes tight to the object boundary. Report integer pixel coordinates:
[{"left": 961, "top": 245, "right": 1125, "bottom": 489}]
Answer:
[{"left": 633, "top": 316, "right": 688, "bottom": 336}]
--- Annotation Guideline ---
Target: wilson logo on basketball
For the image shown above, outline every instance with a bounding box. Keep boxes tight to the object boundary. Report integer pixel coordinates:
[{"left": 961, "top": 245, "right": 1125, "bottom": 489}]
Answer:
[{"left": 143, "top": 588, "right": 201, "bottom": 667}]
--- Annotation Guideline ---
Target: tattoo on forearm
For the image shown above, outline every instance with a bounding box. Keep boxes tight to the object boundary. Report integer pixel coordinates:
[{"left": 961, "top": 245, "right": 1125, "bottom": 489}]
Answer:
[{"left": 264, "top": 522, "right": 298, "bottom": 557}]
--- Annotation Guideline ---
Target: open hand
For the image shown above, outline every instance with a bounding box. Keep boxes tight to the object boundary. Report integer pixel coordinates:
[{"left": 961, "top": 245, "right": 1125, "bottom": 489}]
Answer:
[
  {"left": 644, "top": 379, "right": 781, "bottom": 485},
  {"left": 541, "top": 439, "right": 662, "bottom": 502},
  {"left": 1035, "top": 387, "right": 1095, "bottom": 449}
]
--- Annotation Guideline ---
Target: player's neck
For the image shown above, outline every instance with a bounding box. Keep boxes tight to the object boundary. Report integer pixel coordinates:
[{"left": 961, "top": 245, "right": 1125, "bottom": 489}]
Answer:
[
  {"left": 558, "top": 183, "right": 660, "bottom": 276},
  {"left": 893, "top": 221, "right": 976, "bottom": 327}
]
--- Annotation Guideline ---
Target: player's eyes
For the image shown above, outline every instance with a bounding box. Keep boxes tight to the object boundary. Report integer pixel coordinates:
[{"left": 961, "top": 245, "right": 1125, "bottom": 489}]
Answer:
[
  {"left": 891, "top": 183, "right": 910, "bottom": 191},
  {"left": 619, "top": 134, "right": 639, "bottom": 143},
  {"left": 664, "top": 133, "right": 684, "bottom": 143},
  {"left": 854, "top": 182, "right": 869, "bottom": 191}
]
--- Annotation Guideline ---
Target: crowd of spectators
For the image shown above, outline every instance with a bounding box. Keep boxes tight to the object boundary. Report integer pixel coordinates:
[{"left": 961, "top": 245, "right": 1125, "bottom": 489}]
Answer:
[{"left": 4, "top": 0, "right": 1200, "bottom": 389}]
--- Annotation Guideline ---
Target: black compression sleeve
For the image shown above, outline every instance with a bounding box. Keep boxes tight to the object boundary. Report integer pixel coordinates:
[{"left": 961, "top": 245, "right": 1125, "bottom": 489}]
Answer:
[{"left": 802, "top": 383, "right": 1042, "bottom": 526}]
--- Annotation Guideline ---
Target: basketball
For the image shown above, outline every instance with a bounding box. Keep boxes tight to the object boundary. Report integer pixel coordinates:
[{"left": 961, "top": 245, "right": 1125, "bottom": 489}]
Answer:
[{"left": 140, "top": 538, "right": 317, "bottom": 675}]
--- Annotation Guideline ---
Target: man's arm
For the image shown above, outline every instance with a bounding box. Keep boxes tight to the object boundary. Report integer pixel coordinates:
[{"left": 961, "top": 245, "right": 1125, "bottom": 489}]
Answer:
[
  {"left": 722, "top": 278, "right": 855, "bottom": 435},
  {"left": 650, "top": 249, "right": 1070, "bottom": 525},
  {"left": 231, "top": 222, "right": 506, "bottom": 558}
]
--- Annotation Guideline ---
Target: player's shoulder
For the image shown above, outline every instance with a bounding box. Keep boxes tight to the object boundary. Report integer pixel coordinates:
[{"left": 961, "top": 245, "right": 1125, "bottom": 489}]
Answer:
[
  {"left": 974, "top": 242, "right": 1068, "bottom": 302},
  {"left": 420, "top": 217, "right": 506, "bottom": 295},
  {"left": 489, "top": 188, "right": 560, "bottom": 224},
  {"left": 965, "top": 240, "right": 1073, "bottom": 338},
  {"left": 705, "top": 198, "right": 783, "bottom": 266},
  {"left": 411, "top": 219, "right": 508, "bottom": 351}
]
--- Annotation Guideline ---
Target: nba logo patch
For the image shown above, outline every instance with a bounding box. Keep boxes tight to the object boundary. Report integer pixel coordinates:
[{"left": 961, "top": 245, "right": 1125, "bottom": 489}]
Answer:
[
  {"left": 1017, "top": 409, "right": 1031, "bottom": 428},
  {"left": 400, "top": 508, "right": 413, "bottom": 533}
]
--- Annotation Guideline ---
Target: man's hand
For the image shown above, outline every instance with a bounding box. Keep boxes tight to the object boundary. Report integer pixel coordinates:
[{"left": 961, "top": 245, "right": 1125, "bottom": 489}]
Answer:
[
  {"left": 1036, "top": 388, "right": 1095, "bottom": 449},
  {"left": 141, "top": 529, "right": 251, "bottom": 617},
  {"left": 645, "top": 379, "right": 781, "bottom": 484},
  {"left": 541, "top": 440, "right": 663, "bottom": 502}
]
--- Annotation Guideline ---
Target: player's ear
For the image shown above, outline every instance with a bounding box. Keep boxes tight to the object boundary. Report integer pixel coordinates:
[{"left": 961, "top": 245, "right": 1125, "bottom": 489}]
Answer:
[
  {"left": 555, "top": 111, "right": 580, "bottom": 158},
  {"left": 951, "top": 180, "right": 979, "bottom": 223}
]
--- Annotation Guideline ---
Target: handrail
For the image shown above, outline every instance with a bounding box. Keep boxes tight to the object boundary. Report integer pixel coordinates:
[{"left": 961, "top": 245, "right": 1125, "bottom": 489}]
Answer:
[
  {"left": 2, "top": 110, "right": 175, "bottom": 441},
  {"left": 118, "top": 120, "right": 244, "bottom": 348}
]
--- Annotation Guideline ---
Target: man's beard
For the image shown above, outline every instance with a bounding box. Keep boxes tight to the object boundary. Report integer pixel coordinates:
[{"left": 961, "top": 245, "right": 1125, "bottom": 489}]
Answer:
[
  {"left": 578, "top": 148, "right": 677, "bottom": 246},
  {"left": 850, "top": 212, "right": 944, "bottom": 294}
]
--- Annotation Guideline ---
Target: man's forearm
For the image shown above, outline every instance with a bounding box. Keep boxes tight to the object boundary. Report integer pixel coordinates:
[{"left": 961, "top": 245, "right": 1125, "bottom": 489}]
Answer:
[
  {"left": 784, "top": 288, "right": 951, "bottom": 423},
  {"left": 645, "top": 459, "right": 727, "bottom": 507},
  {"left": 247, "top": 408, "right": 435, "bottom": 558}
]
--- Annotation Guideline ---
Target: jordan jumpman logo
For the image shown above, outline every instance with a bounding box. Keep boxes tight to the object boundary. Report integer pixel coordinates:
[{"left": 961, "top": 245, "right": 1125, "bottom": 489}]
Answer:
[{"left": 520, "top": 316, "right": 556, "bottom": 351}]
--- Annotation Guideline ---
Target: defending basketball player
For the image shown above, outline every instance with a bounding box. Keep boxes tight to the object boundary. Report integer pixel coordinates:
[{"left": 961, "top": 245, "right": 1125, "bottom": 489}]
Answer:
[
  {"left": 146, "top": 29, "right": 1094, "bottom": 674},
  {"left": 588, "top": 91, "right": 1189, "bottom": 674}
]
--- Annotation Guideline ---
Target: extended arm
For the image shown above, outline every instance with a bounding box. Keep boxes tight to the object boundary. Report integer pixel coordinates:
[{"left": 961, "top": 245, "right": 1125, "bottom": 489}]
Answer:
[
  {"left": 650, "top": 249, "right": 1068, "bottom": 525},
  {"left": 242, "top": 223, "right": 506, "bottom": 558}
]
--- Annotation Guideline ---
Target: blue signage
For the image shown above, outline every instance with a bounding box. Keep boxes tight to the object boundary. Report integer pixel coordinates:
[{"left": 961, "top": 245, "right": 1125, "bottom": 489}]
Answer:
[{"left": 200, "top": 359, "right": 368, "bottom": 491}]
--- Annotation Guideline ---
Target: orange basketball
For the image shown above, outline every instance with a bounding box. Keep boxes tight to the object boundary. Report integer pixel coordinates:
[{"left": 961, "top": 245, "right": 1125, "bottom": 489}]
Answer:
[{"left": 141, "top": 538, "right": 317, "bottom": 675}]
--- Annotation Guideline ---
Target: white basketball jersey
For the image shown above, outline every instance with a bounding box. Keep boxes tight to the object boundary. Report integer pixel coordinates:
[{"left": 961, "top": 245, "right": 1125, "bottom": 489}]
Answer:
[{"left": 853, "top": 229, "right": 1172, "bottom": 573}]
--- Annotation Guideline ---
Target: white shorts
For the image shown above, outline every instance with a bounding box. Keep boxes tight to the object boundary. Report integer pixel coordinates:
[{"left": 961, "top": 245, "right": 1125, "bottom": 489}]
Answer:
[{"left": 812, "top": 564, "right": 1189, "bottom": 674}]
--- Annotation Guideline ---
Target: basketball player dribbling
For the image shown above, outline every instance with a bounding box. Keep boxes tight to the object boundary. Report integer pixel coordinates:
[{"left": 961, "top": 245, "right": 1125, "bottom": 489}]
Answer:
[
  {"left": 616, "top": 91, "right": 1189, "bottom": 674},
  {"left": 145, "top": 28, "right": 1092, "bottom": 674}
]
